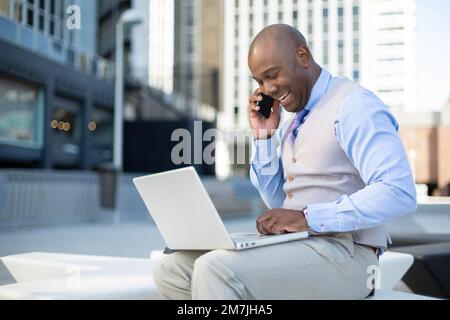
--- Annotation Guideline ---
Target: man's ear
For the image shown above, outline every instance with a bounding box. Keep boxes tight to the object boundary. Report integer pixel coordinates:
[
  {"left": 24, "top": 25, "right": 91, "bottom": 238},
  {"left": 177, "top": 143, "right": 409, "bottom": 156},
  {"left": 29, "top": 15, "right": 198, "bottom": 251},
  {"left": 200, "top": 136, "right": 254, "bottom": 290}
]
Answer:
[{"left": 296, "top": 46, "right": 311, "bottom": 68}]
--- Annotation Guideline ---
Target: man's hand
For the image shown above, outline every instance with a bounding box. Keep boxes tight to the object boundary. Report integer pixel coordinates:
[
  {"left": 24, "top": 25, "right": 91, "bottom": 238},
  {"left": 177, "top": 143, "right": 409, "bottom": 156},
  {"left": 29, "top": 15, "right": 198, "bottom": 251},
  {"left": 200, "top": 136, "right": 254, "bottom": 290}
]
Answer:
[
  {"left": 256, "top": 208, "right": 308, "bottom": 235},
  {"left": 249, "top": 88, "right": 281, "bottom": 140}
]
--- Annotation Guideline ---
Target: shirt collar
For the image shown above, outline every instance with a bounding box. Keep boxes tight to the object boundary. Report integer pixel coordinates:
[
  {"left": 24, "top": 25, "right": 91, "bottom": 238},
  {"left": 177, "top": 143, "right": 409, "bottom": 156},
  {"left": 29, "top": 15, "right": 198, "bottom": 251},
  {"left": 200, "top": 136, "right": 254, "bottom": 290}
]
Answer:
[{"left": 303, "top": 68, "right": 331, "bottom": 111}]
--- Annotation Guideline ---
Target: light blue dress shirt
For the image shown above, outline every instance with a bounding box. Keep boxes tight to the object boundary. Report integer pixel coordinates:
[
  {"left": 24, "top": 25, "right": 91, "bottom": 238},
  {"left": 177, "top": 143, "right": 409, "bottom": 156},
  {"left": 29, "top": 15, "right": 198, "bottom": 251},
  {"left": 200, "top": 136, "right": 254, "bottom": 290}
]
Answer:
[{"left": 250, "top": 69, "right": 417, "bottom": 233}]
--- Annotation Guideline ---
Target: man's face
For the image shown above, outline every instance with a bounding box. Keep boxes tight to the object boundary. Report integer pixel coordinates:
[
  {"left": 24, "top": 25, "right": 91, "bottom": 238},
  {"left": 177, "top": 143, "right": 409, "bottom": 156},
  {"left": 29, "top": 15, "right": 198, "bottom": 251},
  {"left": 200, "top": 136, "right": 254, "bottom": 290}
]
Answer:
[{"left": 248, "top": 42, "right": 312, "bottom": 113}]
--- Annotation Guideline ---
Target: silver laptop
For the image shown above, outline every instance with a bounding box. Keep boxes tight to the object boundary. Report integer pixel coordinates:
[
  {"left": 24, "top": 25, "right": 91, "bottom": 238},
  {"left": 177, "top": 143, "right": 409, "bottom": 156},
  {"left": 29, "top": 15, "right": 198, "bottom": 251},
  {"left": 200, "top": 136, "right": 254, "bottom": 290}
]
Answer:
[{"left": 133, "top": 166, "right": 308, "bottom": 251}]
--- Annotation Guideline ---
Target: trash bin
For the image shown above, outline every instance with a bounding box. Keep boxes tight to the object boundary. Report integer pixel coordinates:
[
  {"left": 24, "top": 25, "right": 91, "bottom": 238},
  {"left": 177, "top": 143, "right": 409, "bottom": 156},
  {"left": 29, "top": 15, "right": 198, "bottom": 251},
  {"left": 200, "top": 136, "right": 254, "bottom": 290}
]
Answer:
[{"left": 96, "top": 163, "right": 118, "bottom": 209}]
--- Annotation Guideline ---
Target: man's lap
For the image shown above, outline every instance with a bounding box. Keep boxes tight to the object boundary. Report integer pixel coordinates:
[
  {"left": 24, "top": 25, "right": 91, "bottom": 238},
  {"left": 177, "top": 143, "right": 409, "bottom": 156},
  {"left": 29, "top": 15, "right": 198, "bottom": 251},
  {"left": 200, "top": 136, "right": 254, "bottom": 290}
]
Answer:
[{"left": 156, "top": 234, "right": 378, "bottom": 299}]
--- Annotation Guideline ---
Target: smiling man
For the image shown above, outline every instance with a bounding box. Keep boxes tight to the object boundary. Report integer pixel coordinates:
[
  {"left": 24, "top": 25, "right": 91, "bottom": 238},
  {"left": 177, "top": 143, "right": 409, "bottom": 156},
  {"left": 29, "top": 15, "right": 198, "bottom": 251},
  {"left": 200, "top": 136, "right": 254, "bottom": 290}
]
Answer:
[{"left": 152, "top": 24, "right": 417, "bottom": 300}]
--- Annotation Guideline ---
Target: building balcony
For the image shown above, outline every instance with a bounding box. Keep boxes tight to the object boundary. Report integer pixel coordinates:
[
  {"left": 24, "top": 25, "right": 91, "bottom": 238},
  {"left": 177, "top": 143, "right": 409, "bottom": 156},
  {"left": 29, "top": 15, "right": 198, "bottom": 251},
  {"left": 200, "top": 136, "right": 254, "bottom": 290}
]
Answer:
[{"left": 0, "top": 15, "right": 115, "bottom": 83}]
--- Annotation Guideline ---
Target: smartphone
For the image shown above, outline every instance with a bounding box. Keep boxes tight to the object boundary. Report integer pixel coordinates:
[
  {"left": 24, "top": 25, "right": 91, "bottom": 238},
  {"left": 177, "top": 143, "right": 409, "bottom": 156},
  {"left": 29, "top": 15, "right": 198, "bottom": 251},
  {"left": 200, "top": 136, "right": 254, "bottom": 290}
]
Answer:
[{"left": 256, "top": 93, "right": 274, "bottom": 119}]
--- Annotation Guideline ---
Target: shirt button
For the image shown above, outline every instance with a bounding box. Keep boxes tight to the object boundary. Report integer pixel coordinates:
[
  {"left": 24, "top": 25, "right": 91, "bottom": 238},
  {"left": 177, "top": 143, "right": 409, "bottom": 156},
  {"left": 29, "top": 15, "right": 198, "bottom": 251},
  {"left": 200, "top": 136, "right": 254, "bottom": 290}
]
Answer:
[
  {"left": 288, "top": 176, "right": 294, "bottom": 182},
  {"left": 292, "top": 157, "right": 297, "bottom": 164},
  {"left": 287, "top": 192, "right": 293, "bottom": 199}
]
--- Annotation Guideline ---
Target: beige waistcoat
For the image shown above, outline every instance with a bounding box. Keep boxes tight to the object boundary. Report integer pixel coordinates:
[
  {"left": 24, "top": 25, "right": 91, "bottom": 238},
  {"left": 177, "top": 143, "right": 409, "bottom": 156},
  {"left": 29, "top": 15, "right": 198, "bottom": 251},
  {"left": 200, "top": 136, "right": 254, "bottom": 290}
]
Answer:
[{"left": 281, "top": 78, "right": 389, "bottom": 249}]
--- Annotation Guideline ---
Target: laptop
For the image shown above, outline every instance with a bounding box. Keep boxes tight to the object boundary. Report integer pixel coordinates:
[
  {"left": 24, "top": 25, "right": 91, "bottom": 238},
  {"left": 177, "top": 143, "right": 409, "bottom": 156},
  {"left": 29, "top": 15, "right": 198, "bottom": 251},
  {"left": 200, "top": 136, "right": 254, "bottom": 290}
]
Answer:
[{"left": 133, "top": 166, "right": 308, "bottom": 251}]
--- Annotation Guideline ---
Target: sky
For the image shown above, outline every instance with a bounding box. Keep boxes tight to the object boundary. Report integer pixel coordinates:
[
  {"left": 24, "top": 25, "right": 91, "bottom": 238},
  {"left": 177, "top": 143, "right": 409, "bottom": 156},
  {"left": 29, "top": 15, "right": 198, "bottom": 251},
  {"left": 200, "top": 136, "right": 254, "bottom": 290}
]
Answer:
[{"left": 416, "top": 0, "right": 450, "bottom": 111}]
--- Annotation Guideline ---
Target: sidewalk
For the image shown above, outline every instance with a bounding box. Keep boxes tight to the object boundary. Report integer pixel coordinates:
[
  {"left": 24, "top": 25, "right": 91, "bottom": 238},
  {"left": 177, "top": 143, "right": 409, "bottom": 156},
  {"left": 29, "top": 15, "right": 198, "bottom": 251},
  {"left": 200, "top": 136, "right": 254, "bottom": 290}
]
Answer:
[{"left": 0, "top": 216, "right": 257, "bottom": 286}]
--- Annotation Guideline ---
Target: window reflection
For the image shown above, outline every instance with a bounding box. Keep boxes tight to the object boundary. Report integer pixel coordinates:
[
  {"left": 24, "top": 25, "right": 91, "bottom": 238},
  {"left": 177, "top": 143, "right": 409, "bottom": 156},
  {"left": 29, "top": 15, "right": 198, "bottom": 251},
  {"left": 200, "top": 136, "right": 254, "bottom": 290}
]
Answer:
[{"left": 0, "top": 76, "right": 43, "bottom": 149}]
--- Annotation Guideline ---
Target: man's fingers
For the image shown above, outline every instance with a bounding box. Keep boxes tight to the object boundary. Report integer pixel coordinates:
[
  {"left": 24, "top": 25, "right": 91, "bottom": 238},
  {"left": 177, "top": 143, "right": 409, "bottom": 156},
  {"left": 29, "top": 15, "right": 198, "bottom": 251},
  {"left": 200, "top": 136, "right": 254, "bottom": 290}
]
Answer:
[
  {"left": 262, "top": 219, "right": 277, "bottom": 235},
  {"left": 257, "top": 216, "right": 273, "bottom": 235},
  {"left": 249, "top": 94, "right": 263, "bottom": 104},
  {"left": 256, "top": 211, "right": 273, "bottom": 224},
  {"left": 250, "top": 104, "right": 260, "bottom": 111},
  {"left": 272, "top": 226, "right": 286, "bottom": 235},
  {"left": 272, "top": 100, "right": 280, "bottom": 113},
  {"left": 256, "top": 221, "right": 266, "bottom": 235}
]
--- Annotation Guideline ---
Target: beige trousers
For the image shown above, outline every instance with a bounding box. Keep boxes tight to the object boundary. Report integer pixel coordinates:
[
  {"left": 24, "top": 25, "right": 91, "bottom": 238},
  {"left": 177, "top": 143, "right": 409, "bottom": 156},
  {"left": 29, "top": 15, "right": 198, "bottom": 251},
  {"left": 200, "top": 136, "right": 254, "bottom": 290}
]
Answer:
[{"left": 152, "top": 233, "right": 378, "bottom": 300}]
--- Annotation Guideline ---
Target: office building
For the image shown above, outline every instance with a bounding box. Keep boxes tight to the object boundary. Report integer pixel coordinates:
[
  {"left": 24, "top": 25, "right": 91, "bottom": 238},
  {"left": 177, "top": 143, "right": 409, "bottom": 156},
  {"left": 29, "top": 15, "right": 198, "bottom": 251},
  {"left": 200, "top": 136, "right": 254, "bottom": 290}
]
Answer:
[
  {"left": 0, "top": 0, "right": 115, "bottom": 169},
  {"left": 218, "top": 0, "right": 417, "bottom": 177}
]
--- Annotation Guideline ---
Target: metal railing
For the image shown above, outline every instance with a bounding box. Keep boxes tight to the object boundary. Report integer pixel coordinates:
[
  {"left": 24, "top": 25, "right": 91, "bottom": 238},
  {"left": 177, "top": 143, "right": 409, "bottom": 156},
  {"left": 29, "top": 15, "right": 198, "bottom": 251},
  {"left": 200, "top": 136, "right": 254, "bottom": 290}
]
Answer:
[
  {"left": 0, "top": 169, "right": 266, "bottom": 229},
  {"left": 0, "top": 170, "right": 104, "bottom": 228}
]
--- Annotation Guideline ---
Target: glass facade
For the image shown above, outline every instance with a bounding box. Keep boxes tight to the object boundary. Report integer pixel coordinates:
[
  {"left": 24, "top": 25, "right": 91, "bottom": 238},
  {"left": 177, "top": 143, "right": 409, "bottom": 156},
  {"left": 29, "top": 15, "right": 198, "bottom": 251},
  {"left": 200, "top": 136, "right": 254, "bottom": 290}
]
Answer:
[
  {"left": 0, "top": 0, "right": 114, "bottom": 82},
  {"left": 0, "top": 76, "right": 44, "bottom": 149},
  {"left": 0, "top": 0, "right": 8, "bottom": 16}
]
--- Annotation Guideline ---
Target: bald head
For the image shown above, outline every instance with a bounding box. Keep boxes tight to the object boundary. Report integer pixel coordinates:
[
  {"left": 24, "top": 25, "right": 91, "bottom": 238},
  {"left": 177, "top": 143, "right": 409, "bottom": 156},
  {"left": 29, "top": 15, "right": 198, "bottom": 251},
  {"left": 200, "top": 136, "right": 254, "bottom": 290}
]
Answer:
[
  {"left": 247, "top": 24, "right": 321, "bottom": 113},
  {"left": 249, "top": 24, "right": 308, "bottom": 61}
]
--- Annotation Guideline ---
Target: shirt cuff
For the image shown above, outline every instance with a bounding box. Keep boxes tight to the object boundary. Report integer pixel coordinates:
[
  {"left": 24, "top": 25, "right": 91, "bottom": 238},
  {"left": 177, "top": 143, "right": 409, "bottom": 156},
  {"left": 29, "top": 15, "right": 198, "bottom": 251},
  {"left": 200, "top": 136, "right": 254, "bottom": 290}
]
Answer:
[{"left": 305, "top": 202, "right": 340, "bottom": 233}]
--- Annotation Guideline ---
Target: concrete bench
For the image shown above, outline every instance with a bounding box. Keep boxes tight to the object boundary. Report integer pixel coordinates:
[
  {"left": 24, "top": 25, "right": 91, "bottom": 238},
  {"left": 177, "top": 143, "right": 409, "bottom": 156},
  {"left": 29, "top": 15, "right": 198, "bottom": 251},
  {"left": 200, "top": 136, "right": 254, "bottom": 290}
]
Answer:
[
  {"left": 0, "top": 251, "right": 436, "bottom": 300},
  {"left": 0, "top": 252, "right": 163, "bottom": 300}
]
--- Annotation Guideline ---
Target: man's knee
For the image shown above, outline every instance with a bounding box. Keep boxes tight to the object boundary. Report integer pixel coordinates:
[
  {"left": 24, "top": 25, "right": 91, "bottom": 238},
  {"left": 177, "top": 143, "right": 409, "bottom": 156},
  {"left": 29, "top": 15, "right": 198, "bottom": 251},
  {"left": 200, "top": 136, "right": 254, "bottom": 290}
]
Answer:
[
  {"left": 152, "top": 256, "right": 172, "bottom": 288},
  {"left": 194, "top": 250, "right": 236, "bottom": 276},
  {"left": 192, "top": 250, "right": 247, "bottom": 299},
  {"left": 153, "top": 251, "right": 205, "bottom": 286}
]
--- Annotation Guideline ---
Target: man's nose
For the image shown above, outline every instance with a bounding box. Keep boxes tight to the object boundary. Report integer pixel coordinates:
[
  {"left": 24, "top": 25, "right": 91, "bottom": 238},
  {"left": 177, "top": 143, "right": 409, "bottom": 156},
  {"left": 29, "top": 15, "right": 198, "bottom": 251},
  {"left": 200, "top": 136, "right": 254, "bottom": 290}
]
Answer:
[{"left": 260, "top": 83, "right": 278, "bottom": 96}]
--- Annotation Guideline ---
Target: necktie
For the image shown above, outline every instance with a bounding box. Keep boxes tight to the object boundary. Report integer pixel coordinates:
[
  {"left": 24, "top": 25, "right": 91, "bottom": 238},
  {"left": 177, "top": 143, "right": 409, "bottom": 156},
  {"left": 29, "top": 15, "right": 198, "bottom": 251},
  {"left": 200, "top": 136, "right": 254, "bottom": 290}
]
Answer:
[{"left": 286, "top": 108, "right": 310, "bottom": 149}]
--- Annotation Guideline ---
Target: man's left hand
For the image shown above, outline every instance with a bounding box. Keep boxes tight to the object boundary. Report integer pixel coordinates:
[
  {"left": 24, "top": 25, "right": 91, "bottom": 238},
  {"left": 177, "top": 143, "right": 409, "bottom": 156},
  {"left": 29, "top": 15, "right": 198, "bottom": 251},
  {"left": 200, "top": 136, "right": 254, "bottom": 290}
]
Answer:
[{"left": 256, "top": 208, "right": 308, "bottom": 235}]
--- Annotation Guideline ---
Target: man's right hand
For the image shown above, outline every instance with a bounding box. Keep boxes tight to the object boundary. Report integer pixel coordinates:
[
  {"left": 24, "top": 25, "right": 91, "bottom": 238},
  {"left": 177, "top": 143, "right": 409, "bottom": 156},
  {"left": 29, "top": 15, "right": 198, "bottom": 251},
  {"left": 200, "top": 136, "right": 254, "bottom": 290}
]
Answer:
[{"left": 249, "top": 88, "right": 281, "bottom": 140}]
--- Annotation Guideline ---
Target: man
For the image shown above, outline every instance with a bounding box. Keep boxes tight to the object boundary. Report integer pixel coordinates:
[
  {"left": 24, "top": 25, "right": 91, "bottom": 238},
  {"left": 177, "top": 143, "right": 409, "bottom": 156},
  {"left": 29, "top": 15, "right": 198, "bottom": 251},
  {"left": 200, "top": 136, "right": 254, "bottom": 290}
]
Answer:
[{"left": 152, "top": 24, "right": 417, "bottom": 300}]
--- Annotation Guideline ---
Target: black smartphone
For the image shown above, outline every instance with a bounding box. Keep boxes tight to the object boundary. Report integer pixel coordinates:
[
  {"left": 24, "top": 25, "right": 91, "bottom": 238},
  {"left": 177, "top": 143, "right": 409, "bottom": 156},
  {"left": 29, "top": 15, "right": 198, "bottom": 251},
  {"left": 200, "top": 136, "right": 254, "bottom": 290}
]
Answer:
[{"left": 256, "top": 93, "right": 274, "bottom": 119}]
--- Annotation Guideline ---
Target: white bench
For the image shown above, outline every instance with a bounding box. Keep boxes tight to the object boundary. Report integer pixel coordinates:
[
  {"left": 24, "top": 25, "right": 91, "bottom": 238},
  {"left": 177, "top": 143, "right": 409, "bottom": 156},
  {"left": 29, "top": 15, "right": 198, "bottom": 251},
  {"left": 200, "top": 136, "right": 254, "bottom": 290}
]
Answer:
[
  {"left": 0, "top": 251, "right": 436, "bottom": 300},
  {"left": 0, "top": 252, "right": 163, "bottom": 300}
]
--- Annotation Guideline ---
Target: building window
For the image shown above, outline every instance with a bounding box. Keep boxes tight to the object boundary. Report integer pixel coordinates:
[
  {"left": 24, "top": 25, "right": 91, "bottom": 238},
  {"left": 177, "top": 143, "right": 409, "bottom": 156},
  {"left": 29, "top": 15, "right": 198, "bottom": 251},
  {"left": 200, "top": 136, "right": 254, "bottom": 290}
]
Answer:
[
  {"left": 353, "top": 69, "right": 359, "bottom": 81},
  {"left": 378, "top": 26, "right": 404, "bottom": 31},
  {"left": 338, "top": 8, "right": 344, "bottom": 33},
  {"left": 323, "top": 40, "right": 328, "bottom": 65},
  {"left": 50, "top": 0, "right": 55, "bottom": 15},
  {"left": 353, "top": 38, "right": 359, "bottom": 63},
  {"left": 90, "top": 107, "right": 113, "bottom": 159},
  {"left": 234, "top": 84, "right": 239, "bottom": 99},
  {"left": 353, "top": 2, "right": 360, "bottom": 32},
  {"left": 307, "top": 0, "right": 313, "bottom": 35},
  {"left": 0, "top": 0, "right": 9, "bottom": 16},
  {"left": 293, "top": 10, "right": 298, "bottom": 27},
  {"left": 249, "top": 13, "right": 254, "bottom": 38},
  {"left": 27, "top": 7, "right": 34, "bottom": 27},
  {"left": 263, "top": 12, "right": 268, "bottom": 26},
  {"left": 13, "top": 1, "right": 22, "bottom": 22},
  {"left": 378, "top": 88, "right": 404, "bottom": 93},
  {"left": 323, "top": 8, "right": 328, "bottom": 33},
  {"left": 50, "top": 18, "right": 56, "bottom": 36},
  {"left": 338, "top": 39, "right": 344, "bottom": 75},
  {"left": 378, "top": 57, "right": 404, "bottom": 62},
  {"left": 0, "top": 77, "right": 44, "bottom": 149},
  {"left": 51, "top": 107, "right": 78, "bottom": 138},
  {"left": 278, "top": 11, "right": 283, "bottom": 22},
  {"left": 235, "top": 14, "right": 239, "bottom": 38},
  {"left": 380, "top": 11, "right": 404, "bottom": 16}
]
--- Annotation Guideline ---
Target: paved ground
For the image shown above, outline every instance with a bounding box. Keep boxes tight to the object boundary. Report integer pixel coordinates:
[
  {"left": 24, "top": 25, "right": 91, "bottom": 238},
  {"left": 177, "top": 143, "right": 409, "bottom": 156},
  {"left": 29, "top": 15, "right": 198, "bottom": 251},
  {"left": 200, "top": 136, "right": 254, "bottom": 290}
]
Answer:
[
  {"left": 2, "top": 209, "right": 449, "bottom": 293},
  {"left": 0, "top": 216, "right": 258, "bottom": 285}
]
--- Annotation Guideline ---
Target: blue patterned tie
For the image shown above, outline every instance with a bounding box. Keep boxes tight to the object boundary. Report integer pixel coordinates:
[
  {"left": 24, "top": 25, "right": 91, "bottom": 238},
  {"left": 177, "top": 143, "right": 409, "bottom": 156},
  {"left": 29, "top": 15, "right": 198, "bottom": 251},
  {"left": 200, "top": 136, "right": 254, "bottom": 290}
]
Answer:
[{"left": 287, "top": 108, "right": 310, "bottom": 149}]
